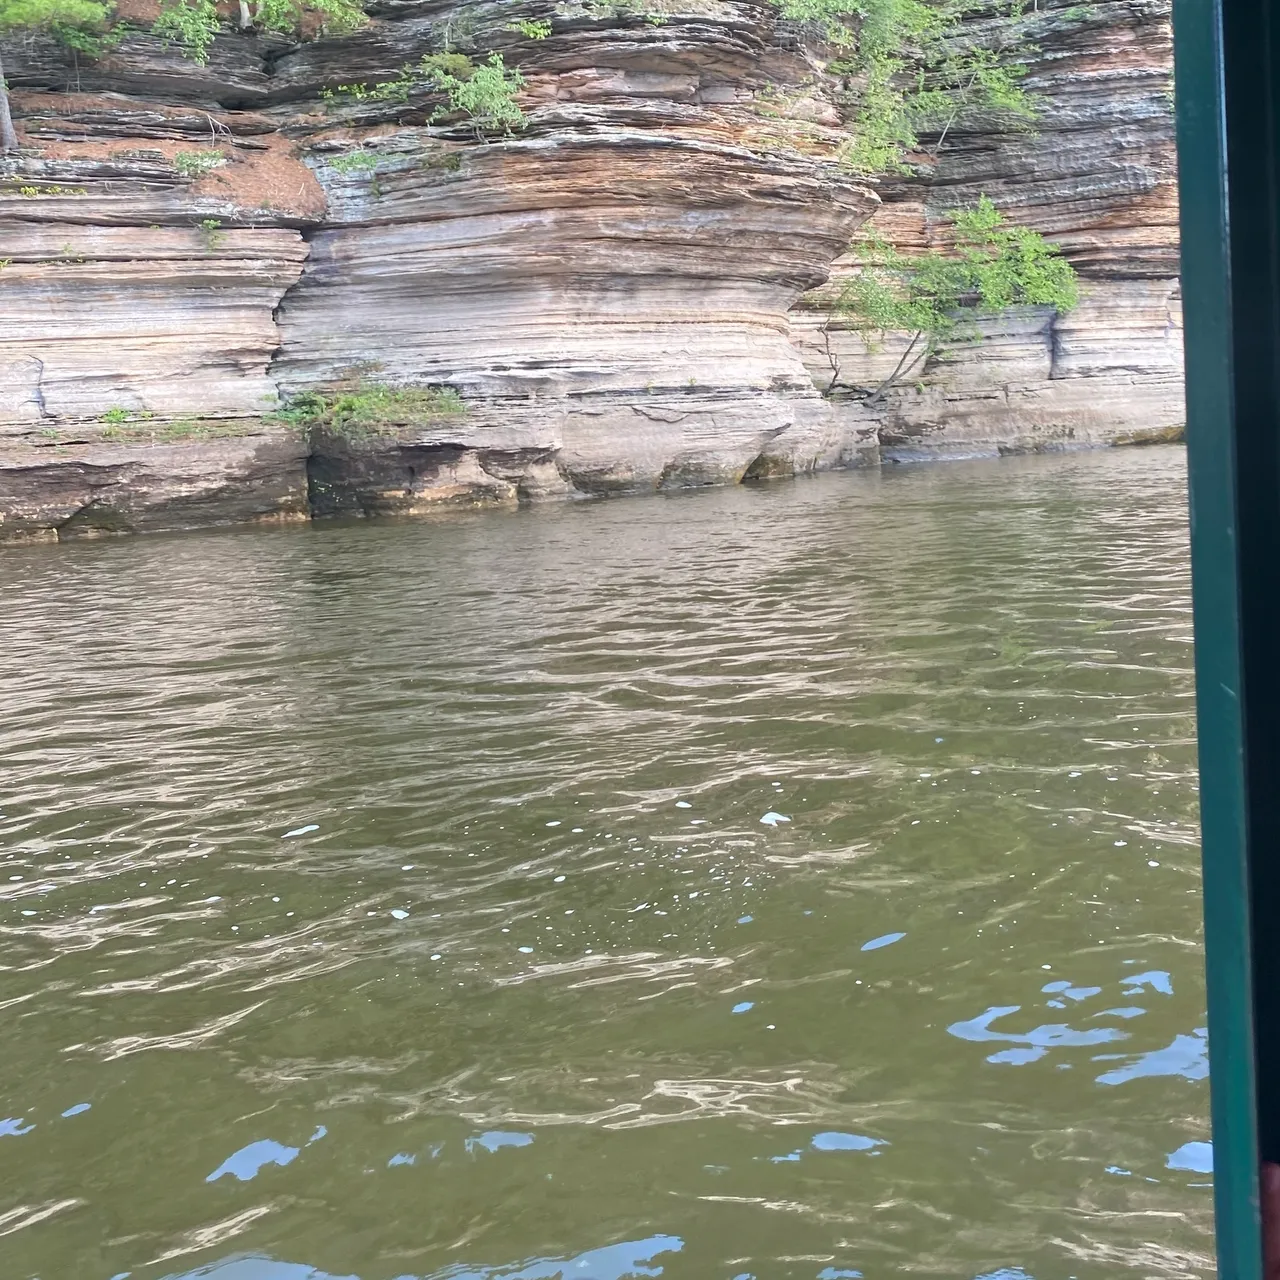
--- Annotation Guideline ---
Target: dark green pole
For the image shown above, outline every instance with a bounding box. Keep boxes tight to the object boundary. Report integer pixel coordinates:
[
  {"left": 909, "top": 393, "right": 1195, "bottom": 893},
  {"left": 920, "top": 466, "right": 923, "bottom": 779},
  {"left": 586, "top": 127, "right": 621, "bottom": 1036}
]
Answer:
[{"left": 1174, "top": 0, "right": 1280, "bottom": 1274}]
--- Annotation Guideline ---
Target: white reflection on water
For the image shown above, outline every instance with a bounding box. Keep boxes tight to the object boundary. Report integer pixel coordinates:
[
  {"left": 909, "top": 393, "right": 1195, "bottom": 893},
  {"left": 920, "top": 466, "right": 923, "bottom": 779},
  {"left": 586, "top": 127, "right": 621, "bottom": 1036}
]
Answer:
[{"left": 165, "top": 1235, "right": 685, "bottom": 1280}]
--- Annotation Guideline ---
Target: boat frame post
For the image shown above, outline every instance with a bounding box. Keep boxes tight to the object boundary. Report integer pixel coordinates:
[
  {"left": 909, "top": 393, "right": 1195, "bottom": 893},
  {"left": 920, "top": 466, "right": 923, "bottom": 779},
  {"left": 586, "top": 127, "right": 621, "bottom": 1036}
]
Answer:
[{"left": 1174, "top": 0, "right": 1280, "bottom": 1274}]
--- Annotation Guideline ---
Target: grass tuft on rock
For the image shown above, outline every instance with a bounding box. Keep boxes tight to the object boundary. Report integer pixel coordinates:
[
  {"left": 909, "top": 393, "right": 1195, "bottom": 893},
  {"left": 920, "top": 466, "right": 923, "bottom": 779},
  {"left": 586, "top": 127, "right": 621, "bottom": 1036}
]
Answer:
[{"left": 274, "top": 383, "right": 467, "bottom": 441}]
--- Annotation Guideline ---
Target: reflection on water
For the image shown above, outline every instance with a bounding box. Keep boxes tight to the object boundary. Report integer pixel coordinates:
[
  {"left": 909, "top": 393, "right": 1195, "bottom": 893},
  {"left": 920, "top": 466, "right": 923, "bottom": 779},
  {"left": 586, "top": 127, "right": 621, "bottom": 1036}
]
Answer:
[
  {"left": 162, "top": 1235, "right": 686, "bottom": 1280},
  {"left": 0, "top": 448, "right": 1210, "bottom": 1278}
]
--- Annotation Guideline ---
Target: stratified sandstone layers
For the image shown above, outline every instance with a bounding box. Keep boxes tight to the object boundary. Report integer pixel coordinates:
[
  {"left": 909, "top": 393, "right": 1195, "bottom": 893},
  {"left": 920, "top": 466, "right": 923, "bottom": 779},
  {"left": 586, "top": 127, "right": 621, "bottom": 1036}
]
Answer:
[
  {"left": 0, "top": 1, "right": 876, "bottom": 538},
  {"left": 789, "top": 0, "right": 1183, "bottom": 460},
  {"left": 0, "top": 0, "right": 1182, "bottom": 540}
]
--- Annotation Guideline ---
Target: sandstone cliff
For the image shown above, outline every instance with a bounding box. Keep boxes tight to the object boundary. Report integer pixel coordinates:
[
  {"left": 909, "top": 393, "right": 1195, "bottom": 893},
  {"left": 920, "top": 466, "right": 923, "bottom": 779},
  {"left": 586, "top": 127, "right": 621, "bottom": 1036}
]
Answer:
[
  {"left": 0, "top": 0, "right": 878, "bottom": 539},
  {"left": 790, "top": 0, "right": 1182, "bottom": 460},
  {"left": 0, "top": 0, "right": 1179, "bottom": 541}
]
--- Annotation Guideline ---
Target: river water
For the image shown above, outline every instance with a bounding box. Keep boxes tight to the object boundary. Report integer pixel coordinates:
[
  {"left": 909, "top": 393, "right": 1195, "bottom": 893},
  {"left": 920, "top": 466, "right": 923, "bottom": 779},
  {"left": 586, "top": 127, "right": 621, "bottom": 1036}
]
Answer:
[{"left": 0, "top": 446, "right": 1211, "bottom": 1280}]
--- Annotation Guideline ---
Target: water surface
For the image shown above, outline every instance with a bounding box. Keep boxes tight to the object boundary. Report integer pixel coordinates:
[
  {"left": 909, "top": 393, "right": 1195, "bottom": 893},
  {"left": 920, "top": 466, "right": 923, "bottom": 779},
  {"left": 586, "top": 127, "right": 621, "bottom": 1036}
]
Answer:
[{"left": 0, "top": 447, "right": 1210, "bottom": 1279}]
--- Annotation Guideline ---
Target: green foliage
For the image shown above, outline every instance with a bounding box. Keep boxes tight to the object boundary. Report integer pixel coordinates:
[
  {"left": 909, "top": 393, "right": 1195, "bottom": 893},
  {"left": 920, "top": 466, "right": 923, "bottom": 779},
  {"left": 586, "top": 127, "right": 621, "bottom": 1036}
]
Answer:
[
  {"left": 99, "top": 416, "right": 257, "bottom": 442},
  {"left": 0, "top": 0, "right": 110, "bottom": 34},
  {"left": 778, "top": 0, "right": 1038, "bottom": 173},
  {"left": 434, "top": 51, "right": 525, "bottom": 134},
  {"left": 152, "top": 0, "right": 218, "bottom": 61},
  {"left": 51, "top": 17, "right": 123, "bottom": 53},
  {"left": 10, "top": 182, "right": 89, "bottom": 194},
  {"left": 321, "top": 76, "right": 414, "bottom": 103},
  {"left": 254, "top": 0, "right": 364, "bottom": 36},
  {"left": 327, "top": 149, "right": 381, "bottom": 174},
  {"left": 321, "top": 51, "right": 526, "bottom": 135},
  {"left": 583, "top": 0, "right": 667, "bottom": 20},
  {"left": 152, "top": 0, "right": 365, "bottom": 63},
  {"left": 173, "top": 148, "right": 226, "bottom": 177},
  {"left": 275, "top": 382, "right": 467, "bottom": 441},
  {"left": 826, "top": 195, "right": 1077, "bottom": 396},
  {"left": 508, "top": 17, "right": 551, "bottom": 37},
  {"left": 99, "top": 406, "right": 155, "bottom": 424},
  {"left": 197, "top": 216, "right": 224, "bottom": 249},
  {"left": 1, "top": 0, "right": 113, "bottom": 149},
  {"left": 327, "top": 148, "right": 384, "bottom": 194}
]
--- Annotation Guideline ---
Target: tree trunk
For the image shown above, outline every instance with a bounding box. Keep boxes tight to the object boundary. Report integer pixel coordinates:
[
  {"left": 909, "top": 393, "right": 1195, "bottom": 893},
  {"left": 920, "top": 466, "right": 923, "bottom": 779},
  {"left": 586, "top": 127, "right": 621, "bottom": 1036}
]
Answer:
[
  {"left": 0, "top": 50, "right": 19, "bottom": 153},
  {"left": 238, "top": 0, "right": 252, "bottom": 29}
]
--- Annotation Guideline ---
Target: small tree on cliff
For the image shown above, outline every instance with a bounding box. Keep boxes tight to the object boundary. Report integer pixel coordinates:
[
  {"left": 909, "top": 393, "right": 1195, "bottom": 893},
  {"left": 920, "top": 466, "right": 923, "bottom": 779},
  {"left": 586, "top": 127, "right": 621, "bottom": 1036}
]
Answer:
[
  {"left": 821, "top": 196, "right": 1079, "bottom": 399},
  {"left": 778, "top": 0, "right": 1038, "bottom": 174},
  {"left": 0, "top": 0, "right": 110, "bottom": 151}
]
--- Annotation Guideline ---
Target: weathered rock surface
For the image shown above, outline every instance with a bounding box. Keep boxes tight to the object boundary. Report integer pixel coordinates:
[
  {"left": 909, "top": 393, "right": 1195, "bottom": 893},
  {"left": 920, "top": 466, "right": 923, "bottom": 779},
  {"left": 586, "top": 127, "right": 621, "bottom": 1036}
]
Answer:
[
  {"left": 1, "top": 1, "right": 878, "bottom": 537},
  {"left": 0, "top": 0, "right": 1180, "bottom": 539},
  {"left": 791, "top": 0, "right": 1183, "bottom": 459},
  {"left": 0, "top": 430, "right": 308, "bottom": 542},
  {"left": 0, "top": 219, "right": 309, "bottom": 425}
]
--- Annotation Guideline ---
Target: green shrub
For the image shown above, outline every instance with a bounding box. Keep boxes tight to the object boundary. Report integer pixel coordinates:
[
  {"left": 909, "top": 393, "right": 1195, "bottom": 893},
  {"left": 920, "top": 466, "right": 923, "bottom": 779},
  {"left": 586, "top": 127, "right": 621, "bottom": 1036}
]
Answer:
[
  {"left": 823, "top": 195, "right": 1077, "bottom": 397},
  {"left": 197, "top": 217, "right": 224, "bottom": 249},
  {"left": 99, "top": 417, "right": 259, "bottom": 442},
  {"left": 173, "top": 148, "right": 226, "bottom": 178},
  {"left": 98, "top": 407, "right": 157, "bottom": 426},
  {"left": 327, "top": 149, "right": 381, "bottom": 175},
  {"left": 432, "top": 51, "right": 525, "bottom": 134},
  {"left": 11, "top": 183, "right": 89, "bottom": 195},
  {"left": 508, "top": 17, "right": 551, "bottom": 37},
  {"left": 1, "top": 0, "right": 113, "bottom": 150},
  {"left": 779, "top": 0, "right": 1038, "bottom": 174},
  {"left": 152, "top": 0, "right": 365, "bottom": 63},
  {"left": 321, "top": 51, "right": 526, "bottom": 136},
  {"left": 275, "top": 382, "right": 467, "bottom": 440},
  {"left": 327, "top": 149, "right": 385, "bottom": 193}
]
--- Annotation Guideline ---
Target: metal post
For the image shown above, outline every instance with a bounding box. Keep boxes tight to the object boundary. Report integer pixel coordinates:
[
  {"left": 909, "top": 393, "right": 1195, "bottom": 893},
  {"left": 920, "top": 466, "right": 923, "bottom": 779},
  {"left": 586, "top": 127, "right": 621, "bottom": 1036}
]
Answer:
[{"left": 1174, "top": 0, "right": 1280, "bottom": 1274}]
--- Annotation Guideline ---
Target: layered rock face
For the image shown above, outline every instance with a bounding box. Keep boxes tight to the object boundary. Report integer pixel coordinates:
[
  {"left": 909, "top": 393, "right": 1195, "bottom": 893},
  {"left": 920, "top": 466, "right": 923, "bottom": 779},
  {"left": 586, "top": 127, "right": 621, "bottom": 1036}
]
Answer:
[
  {"left": 0, "top": 0, "right": 876, "bottom": 538},
  {"left": 0, "top": 0, "right": 1182, "bottom": 540},
  {"left": 790, "top": 0, "right": 1183, "bottom": 460}
]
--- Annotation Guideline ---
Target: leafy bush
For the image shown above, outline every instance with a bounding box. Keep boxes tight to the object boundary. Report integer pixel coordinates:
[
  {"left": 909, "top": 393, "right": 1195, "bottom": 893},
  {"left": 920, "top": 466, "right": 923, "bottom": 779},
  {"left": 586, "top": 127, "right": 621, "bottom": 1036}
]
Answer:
[
  {"left": 98, "top": 417, "right": 260, "bottom": 442},
  {"left": 433, "top": 52, "right": 526, "bottom": 134},
  {"left": 98, "top": 407, "right": 157, "bottom": 426},
  {"left": 778, "top": 0, "right": 1037, "bottom": 173},
  {"left": 153, "top": 0, "right": 365, "bottom": 63},
  {"left": 1, "top": 0, "right": 113, "bottom": 149},
  {"left": 327, "top": 150, "right": 381, "bottom": 174},
  {"left": 276, "top": 383, "right": 467, "bottom": 440},
  {"left": 508, "top": 17, "right": 551, "bottom": 37},
  {"left": 823, "top": 195, "right": 1077, "bottom": 397},
  {"left": 173, "top": 148, "right": 226, "bottom": 178},
  {"left": 327, "top": 148, "right": 383, "bottom": 194},
  {"left": 197, "top": 216, "right": 224, "bottom": 249},
  {"left": 321, "top": 51, "right": 526, "bottom": 136},
  {"left": 152, "top": 0, "right": 219, "bottom": 60}
]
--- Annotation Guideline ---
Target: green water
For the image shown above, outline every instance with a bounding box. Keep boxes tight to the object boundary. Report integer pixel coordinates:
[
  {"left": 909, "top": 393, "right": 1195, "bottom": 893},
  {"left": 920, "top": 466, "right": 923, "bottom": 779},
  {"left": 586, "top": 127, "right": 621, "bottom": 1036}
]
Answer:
[{"left": 0, "top": 446, "right": 1212, "bottom": 1280}]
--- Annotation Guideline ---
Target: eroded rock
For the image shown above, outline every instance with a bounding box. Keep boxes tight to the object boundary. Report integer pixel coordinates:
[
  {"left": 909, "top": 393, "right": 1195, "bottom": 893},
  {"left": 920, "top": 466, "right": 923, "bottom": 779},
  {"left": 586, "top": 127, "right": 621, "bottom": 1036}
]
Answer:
[
  {"left": 792, "top": 0, "right": 1184, "bottom": 459},
  {"left": 0, "top": 0, "right": 1181, "bottom": 538}
]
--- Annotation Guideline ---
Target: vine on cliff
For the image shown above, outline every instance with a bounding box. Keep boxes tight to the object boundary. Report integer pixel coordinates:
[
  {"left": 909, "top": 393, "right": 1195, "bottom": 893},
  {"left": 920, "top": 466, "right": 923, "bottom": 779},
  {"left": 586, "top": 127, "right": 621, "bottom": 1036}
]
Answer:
[
  {"left": 820, "top": 195, "right": 1078, "bottom": 399},
  {"left": 777, "top": 0, "right": 1038, "bottom": 173}
]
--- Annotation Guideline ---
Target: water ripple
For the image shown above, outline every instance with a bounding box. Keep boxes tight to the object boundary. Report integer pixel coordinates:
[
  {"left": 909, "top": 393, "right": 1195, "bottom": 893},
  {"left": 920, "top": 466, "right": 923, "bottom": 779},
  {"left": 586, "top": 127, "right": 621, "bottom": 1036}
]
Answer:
[{"left": 0, "top": 448, "right": 1209, "bottom": 1277}]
